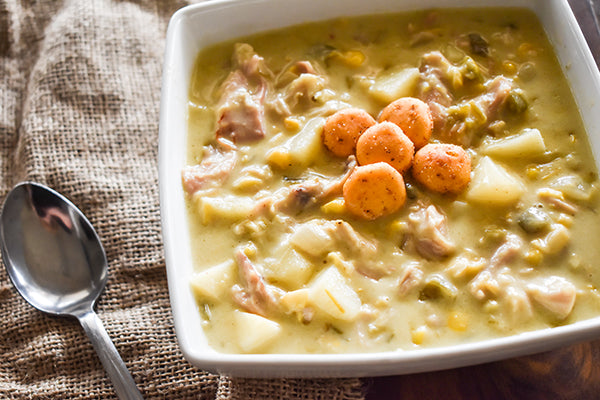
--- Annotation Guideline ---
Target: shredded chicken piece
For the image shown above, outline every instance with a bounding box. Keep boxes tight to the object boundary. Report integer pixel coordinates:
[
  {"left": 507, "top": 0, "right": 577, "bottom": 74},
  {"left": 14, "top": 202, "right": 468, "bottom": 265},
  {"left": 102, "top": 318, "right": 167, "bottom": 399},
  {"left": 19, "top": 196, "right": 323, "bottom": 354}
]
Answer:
[
  {"left": 293, "top": 61, "right": 316, "bottom": 75},
  {"left": 273, "top": 179, "right": 324, "bottom": 214},
  {"left": 527, "top": 276, "right": 576, "bottom": 319},
  {"left": 418, "top": 51, "right": 513, "bottom": 144},
  {"left": 181, "top": 147, "right": 237, "bottom": 195},
  {"left": 232, "top": 250, "right": 283, "bottom": 317},
  {"left": 325, "top": 219, "right": 377, "bottom": 255},
  {"left": 474, "top": 76, "right": 513, "bottom": 118},
  {"left": 319, "top": 156, "right": 357, "bottom": 200},
  {"left": 444, "top": 76, "right": 513, "bottom": 144},
  {"left": 265, "top": 96, "right": 292, "bottom": 118},
  {"left": 407, "top": 204, "right": 455, "bottom": 259},
  {"left": 418, "top": 52, "right": 454, "bottom": 131},
  {"left": 504, "top": 285, "right": 533, "bottom": 323},
  {"left": 470, "top": 270, "right": 501, "bottom": 300},
  {"left": 272, "top": 156, "right": 357, "bottom": 215},
  {"left": 469, "top": 234, "right": 523, "bottom": 300},
  {"left": 285, "top": 73, "right": 327, "bottom": 110},
  {"left": 398, "top": 262, "right": 424, "bottom": 296},
  {"left": 216, "top": 70, "right": 266, "bottom": 143},
  {"left": 288, "top": 217, "right": 388, "bottom": 279},
  {"left": 215, "top": 44, "right": 269, "bottom": 143},
  {"left": 410, "top": 30, "right": 437, "bottom": 47},
  {"left": 323, "top": 219, "right": 389, "bottom": 279},
  {"left": 532, "top": 223, "right": 571, "bottom": 255},
  {"left": 537, "top": 188, "right": 578, "bottom": 215},
  {"left": 267, "top": 60, "right": 320, "bottom": 118},
  {"left": 489, "top": 233, "right": 523, "bottom": 269},
  {"left": 231, "top": 164, "right": 272, "bottom": 192},
  {"left": 445, "top": 254, "right": 486, "bottom": 280},
  {"left": 247, "top": 196, "right": 277, "bottom": 220},
  {"left": 420, "top": 51, "right": 465, "bottom": 89}
]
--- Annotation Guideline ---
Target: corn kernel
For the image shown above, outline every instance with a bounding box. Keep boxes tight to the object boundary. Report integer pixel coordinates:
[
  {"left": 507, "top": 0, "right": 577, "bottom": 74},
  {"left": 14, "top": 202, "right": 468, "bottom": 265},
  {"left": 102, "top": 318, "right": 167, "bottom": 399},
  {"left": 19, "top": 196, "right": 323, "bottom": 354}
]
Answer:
[
  {"left": 367, "top": 323, "right": 382, "bottom": 335},
  {"left": 284, "top": 117, "right": 301, "bottom": 132},
  {"left": 502, "top": 61, "right": 517, "bottom": 74},
  {"left": 538, "top": 187, "right": 565, "bottom": 200},
  {"left": 320, "top": 198, "right": 346, "bottom": 214},
  {"left": 483, "top": 300, "right": 499, "bottom": 313},
  {"left": 518, "top": 42, "right": 537, "bottom": 58},
  {"left": 524, "top": 248, "right": 543, "bottom": 265},
  {"left": 568, "top": 254, "right": 582, "bottom": 270},
  {"left": 266, "top": 147, "right": 292, "bottom": 169},
  {"left": 448, "top": 312, "right": 468, "bottom": 332},
  {"left": 526, "top": 166, "right": 539, "bottom": 180},
  {"left": 588, "top": 285, "right": 600, "bottom": 300},
  {"left": 346, "top": 51, "right": 366, "bottom": 67},
  {"left": 387, "top": 220, "right": 408, "bottom": 235},
  {"left": 374, "top": 296, "right": 390, "bottom": 307},
  {"left": 327, "top": 50, "right": 366, "bottom": 67},
  {"left": 242, "top": 244, "right": 257, "bottom": 257},
  {"left": 556, "top": 213, "right": 573, "bottom": 227},
  {"left": 569, "top": 133, "right": 577, "bottom": 144},
  {"left": 473, "top": 83, "right": 485, "bottom": 92},
  {"left": 232, "top": 176, "right": 263, "bottom": 192},
  {"left": 411, "top": 325, "right": 428, "bottom": 345}
]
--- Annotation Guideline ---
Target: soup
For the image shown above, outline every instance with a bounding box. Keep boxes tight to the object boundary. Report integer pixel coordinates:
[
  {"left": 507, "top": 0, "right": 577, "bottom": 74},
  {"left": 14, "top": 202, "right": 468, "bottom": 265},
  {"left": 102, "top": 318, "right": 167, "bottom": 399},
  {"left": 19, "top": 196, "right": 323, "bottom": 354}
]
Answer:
[{"left": 183, "top": 8, "right": 600, "bottom": 354}]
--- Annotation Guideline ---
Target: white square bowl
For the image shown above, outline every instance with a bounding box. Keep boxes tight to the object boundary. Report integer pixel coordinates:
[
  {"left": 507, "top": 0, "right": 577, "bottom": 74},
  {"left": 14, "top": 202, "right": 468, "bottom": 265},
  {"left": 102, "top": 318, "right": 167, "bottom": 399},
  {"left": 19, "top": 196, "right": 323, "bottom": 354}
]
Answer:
[{"left": 159, "top": 0, "right": 600, "bottom": 378}]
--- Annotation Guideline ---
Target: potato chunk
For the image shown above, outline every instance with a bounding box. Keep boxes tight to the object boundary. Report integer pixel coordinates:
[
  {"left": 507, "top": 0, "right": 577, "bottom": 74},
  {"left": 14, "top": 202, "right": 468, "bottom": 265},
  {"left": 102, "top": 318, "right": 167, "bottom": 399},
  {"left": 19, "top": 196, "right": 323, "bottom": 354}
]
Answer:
[
  {"left": 308, "top": 266, "right": 362, "bottom": 321},
  {"left": 482, "top": 128, "right": 546, "bottom": 158},
  {"left": 195, "top": 194, "right": 255, "bottom": 224},
  {"left": 280, "top": 288, "right": 310, "bottom": 314},
  {"left": 532, "top": 223, "right": 570, "bottom": 255},
  {"left": 526, "top": 276, "right": 576, "bottom": 320},
  {"left": 264, "top": 248, "right": 314, "bottom": 289},
  {"left": 466, "top": 156, "right": 525, "bottom": 205},
  {"left": 368, "top": 67, "right": 420, "bottom": 103},
  {"left": 190, "top": 260, "right": 236, "bottom": 302},
  {"left": 234, "top": 311, "right": 281, "bottom": 352},
  {"left": 266, "top": 117, "right": 325, "bottom": 169},
  {"left": 290, "top": 220, "right": 335, "bottom": 257}
]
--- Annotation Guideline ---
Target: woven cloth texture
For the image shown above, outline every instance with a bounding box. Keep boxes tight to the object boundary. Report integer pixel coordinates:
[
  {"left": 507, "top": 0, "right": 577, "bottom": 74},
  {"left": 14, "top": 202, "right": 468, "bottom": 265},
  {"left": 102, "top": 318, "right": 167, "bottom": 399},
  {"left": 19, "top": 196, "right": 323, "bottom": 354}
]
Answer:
[{"left": 0, "top": 0, "right": 366, "bottom": 398}]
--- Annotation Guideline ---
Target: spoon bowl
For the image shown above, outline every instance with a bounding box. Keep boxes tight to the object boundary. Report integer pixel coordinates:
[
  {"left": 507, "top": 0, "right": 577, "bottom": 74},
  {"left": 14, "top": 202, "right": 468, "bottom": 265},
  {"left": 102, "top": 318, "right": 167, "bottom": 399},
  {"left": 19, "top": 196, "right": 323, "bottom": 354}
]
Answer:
[
  {"left": 1, "top": 182, "right": 143, "bottom": 400},
  {"left": 1, "top": 182, "right": 107, "bottom": 315}
]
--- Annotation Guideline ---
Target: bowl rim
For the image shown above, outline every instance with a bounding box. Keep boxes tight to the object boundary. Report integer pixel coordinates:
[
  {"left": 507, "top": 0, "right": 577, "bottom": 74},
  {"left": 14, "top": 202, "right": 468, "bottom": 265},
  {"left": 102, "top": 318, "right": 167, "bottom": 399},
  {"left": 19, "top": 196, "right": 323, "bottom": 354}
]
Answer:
[{"left": 159, "top": 0, "right": 600, "bottom": 377}]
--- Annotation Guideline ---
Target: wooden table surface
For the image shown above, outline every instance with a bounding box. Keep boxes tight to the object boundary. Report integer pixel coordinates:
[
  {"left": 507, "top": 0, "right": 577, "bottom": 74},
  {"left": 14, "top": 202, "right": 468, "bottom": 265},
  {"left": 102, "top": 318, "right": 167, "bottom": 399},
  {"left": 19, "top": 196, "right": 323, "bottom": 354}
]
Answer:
[{"left": 367, "top": 1, "right": 600, "bottom": 398}]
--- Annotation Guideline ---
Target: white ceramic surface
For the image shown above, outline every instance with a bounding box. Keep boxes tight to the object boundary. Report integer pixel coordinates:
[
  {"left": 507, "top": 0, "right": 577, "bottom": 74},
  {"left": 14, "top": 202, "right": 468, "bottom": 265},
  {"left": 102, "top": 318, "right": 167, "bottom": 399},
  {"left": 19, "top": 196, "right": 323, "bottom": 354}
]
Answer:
[{"left": 158, "top": 0, "right": 600, "bottom": 377}]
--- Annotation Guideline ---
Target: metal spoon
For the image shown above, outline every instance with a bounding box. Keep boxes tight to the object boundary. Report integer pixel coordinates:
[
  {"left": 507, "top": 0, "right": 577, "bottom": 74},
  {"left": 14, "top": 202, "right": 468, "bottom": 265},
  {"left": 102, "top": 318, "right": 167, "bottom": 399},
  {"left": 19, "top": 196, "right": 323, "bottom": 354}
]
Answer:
[{"left": 0, "top": 182, "right": 143, "bottom": 400}]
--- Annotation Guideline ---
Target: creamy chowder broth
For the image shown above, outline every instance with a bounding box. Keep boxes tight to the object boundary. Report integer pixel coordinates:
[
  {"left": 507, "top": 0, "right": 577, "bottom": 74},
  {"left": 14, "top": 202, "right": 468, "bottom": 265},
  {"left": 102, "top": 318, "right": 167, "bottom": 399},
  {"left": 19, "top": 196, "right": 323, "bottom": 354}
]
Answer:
[{"left": 183, "top": 8, "right": 600, "bottom": 354}]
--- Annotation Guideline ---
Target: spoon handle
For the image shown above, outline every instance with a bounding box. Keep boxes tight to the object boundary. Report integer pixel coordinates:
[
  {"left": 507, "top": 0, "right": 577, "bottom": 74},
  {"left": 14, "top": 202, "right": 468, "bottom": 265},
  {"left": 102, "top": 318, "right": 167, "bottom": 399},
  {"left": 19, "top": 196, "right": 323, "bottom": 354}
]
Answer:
[{"left": 78, "top": 310, "right": 144, "bottom": 400}]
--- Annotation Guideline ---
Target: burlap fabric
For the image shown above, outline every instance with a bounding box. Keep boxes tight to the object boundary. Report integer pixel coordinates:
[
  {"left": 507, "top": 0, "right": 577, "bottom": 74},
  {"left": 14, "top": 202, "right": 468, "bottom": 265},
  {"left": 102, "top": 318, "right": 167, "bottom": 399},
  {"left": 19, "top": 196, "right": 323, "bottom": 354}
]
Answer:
[{"left": 0, "top": 1, "right": 365, "bottom": 398}]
